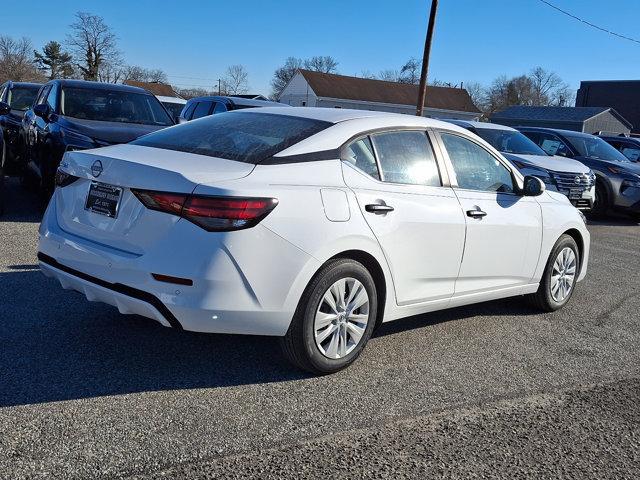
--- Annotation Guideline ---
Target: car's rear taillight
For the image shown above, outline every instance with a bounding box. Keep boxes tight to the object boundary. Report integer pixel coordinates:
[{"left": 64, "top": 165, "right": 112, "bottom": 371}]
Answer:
[
  {"left": 54, "top": 169, "right": 80, "bottom": 188},
  {"left": 131, "top": 189, "right": 278, "bottom": 232}
]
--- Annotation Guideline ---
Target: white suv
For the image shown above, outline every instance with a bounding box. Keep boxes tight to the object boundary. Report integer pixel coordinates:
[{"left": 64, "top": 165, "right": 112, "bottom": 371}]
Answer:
[
  {"left": 38, "top": 108, "right": 590, "bottom": 374},
  {"left": 447, "top": 120, "right": 596, "bottom": 211}
]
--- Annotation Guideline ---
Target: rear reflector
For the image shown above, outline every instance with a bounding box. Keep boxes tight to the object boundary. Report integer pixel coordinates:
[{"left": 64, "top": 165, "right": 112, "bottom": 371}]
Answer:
[
  {"left": 151, "top": 273, "right": 193, "bottom": 286},
  {"left": 131, "top": 189, "right": 278, "bottom": 232}
]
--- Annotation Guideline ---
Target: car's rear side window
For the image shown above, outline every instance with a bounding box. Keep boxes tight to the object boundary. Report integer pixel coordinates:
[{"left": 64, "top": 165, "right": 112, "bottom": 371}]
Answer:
[
  {"left": 131, "top": 111, "right": 332, "bottom": 164},
  {"left": 343, "top": 137, "right": 380, "bottom": 180},
  {"left": 371, "top": 131, "right": 441, "bottom": 186},
  {"left": 191, "top": 101, "right": 213, "bottom": 119}
]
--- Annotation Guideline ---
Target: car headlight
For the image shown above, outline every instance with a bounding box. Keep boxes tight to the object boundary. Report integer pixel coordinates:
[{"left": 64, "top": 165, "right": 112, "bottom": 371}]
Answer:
[{"left": 60, "top": 128, "right": 98, "bottom": 150}]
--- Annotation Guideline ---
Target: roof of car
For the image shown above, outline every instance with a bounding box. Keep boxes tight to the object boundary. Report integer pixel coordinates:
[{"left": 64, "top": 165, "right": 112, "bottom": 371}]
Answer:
[
  {"left": 444, "top": 119, "right": 517, "bottom": 131},
  {"left": 6, "top": 81, "right": 42, "bottom": 88},
  {"left": 232, "top": 106, "right": 470, "bottom": 131},
  {"left": 516, "top": 126, "right": 597, "bottom": 138},
  {"left": 49, "top": 79, "right": 153, "bottom": 94},
  {"left": 599, "top": 135, "right": 640, "bottom": 143},
  {"left": 186, "top": 95, "right": 284, "bottom": 108}
]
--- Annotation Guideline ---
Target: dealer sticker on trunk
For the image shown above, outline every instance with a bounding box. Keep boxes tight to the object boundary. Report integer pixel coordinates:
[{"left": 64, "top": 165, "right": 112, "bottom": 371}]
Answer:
[{"left": 85, "top": 182, "right": 123, "bottom": 218}]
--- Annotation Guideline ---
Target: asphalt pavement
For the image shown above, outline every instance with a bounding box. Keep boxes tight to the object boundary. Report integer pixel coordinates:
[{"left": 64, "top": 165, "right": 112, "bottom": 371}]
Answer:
[{"left": 1, "top": 177, "right": 638, "bottom": 479}]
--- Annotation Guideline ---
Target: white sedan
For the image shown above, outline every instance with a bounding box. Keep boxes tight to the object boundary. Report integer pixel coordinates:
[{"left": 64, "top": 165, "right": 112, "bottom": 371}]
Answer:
[{"left": 38, "top": 108, "right": 590, "bottom": 374}]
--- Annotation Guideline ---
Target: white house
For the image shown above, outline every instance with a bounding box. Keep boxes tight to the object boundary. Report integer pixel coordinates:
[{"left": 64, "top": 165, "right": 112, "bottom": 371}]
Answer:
[{"left": 279, "top": 69, "right": 481, "bottom": 120}]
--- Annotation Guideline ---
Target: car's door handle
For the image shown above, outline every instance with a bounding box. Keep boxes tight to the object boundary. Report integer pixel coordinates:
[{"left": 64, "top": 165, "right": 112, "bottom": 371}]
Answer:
[
  {"left": 365, "top": 204, "right": 394, "bottom": 214},
  {"left": 466, "top": 208, "right": 487, "bottom": 219}
]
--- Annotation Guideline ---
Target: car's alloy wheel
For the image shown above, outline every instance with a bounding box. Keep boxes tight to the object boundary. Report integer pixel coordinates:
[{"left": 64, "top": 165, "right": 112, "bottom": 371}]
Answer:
[
  {"left": 550, "top": 247, "right": 577, "bottom": 303},
  {"left": 314, "top": 277, "right": 370, "bottom": 359},
  {"left": 526, "top": 234, "right": 579, "bottom": 312},
  {"left": 281, "top": 258, "right": 377, "bottom": 374}
]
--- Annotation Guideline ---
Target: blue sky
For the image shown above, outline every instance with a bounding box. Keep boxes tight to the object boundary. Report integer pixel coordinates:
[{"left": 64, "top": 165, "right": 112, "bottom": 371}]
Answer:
[{"left": 3, "top": 0, "right": 639, "bottom": 95}]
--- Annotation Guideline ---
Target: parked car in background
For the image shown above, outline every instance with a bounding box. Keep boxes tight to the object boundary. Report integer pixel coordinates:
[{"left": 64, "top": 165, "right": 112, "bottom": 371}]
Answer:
[
  {"left": 22, "top": 79, "right": 174, "bottom": 196},
  {"left": 519, "top": 127, "right": 640, "bottom": 219},
  {"left": 0, "top": 81, "right": 42, "bottom": 173},
  {"left": 38, "top": 108, "right": 589, "bottom": 374},
  {"left": 446, "top": 120, "right": 595, "bottom": 211},
  {"left": 156, "top": 95, "right": 186, "bottom": 123},
  {"left": 177, "top": 95, "right": 284, "bottom": 123},
  {"left": 599, "top": 134, "right": 640, "bottom": 163},
  {"left": 0, "top": 101, "right": 9, "bottom": 215}
]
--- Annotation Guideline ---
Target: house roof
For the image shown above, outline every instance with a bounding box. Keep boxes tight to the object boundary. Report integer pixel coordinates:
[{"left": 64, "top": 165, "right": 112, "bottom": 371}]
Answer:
[
  {"left": 491, "top": 106, "right": 633, "bottom": 128},
  {"left": 123, "top": 80, "right": 179, "bottom": 98},
  {"left": 296, "top": 69, "right": 481, "bottom": 114}
]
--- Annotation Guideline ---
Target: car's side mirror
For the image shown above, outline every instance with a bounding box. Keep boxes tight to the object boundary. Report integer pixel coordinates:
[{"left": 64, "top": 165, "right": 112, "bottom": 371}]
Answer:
[
  {"left": 522, "top": 175, "right": 546, "bottom": 197},
  {"left": 33, "top": 104, "right": 51, "bottom": 120},
  {"left": 0, "top": 102, "right": 10, "bottom": 116}
]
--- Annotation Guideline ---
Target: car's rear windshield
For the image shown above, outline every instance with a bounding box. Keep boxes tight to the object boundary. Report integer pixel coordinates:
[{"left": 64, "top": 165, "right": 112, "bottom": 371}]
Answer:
[
  {"left": 61, "top": 87, "right": 173, "bottom": 126},
  {"left": 563, "top": 134, "right": 631, "bottom": 163},
  {"left": 475, "top": 128, "right": 547, "bottom": 156},
  {"left": 131, "top": 111, "right": 332, "bottom": 164},
  {"left": 8, "top": 85, "right": 40, "bottom": 111}
]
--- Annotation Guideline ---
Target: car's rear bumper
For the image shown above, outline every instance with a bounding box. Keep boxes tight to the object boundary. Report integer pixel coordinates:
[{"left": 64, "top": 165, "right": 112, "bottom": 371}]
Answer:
[{"left": 38, "top": 194, "right": 320, "bottom": 336}]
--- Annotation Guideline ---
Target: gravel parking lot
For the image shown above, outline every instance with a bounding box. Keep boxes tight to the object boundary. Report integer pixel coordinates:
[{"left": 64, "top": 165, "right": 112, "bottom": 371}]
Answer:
[{"left": 1, "top": 177, "right": 639, "bottom": 479}]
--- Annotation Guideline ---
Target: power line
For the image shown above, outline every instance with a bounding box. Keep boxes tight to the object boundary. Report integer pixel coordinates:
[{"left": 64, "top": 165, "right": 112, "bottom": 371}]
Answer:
[{"left": 538, "top": 0, "right": 640, "bottom": 45}]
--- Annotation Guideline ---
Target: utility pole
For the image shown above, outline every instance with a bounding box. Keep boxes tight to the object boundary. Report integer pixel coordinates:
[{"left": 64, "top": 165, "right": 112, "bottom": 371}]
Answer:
[
  {"left": 217, "top": 78, "right": 222, "bottom": 95},
  {"left": 416, "top": 0, "right": 439, "bottom": 116}
]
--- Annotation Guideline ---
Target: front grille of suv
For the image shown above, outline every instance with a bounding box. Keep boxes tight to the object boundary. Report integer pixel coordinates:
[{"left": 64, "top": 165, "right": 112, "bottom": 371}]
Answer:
[{"left": 552, "top": 171, "right": 594, "bottom": 193}]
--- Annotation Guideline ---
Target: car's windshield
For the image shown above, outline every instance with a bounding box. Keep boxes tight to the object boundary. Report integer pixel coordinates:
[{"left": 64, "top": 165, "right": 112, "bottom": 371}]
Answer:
[
  {"left": 619, "top": 144, "right": 640, "bottom": 162},
  {"left": 564, "top": 134, "right": 630, "bottom": 163},
  {"left": 475, "top": 128, "right": 547, "bottom": 155},
  {"left": 132, "top": 111, "right": 332, "bottom": 164},
  {"left": 61, "top": 87, "right": 173, "bottom": 126},
  {"left": 162, "top": 102, "right": 184, "bottom": 119},
  {"left": 7, "top": 85, "right": 40, "bottom": 111}
]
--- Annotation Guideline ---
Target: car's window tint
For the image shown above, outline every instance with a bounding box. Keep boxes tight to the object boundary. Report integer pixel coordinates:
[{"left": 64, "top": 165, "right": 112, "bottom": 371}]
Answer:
[
  {"left": 132, "top": 112, "right": 331, "bottom": 164},
  {"left": 620, "top": 145, "right": 640, "bottom": 162},
  {"left": 370, "top": 131, "right": 440, "bottom": 186},
  {"left": 343, "top": 136, "right": 379, "bottom": 180},
  {"left": 474, "top": 128, "right": 546, "bottom": 156},
  {"left": 191, "top": 101, "right": 212, "bottom": 119},
  {"left": 60, "top": 88, "right": 173, "bottom": 126},
  {"left": 564, "top": 133, "right": 630, "bottom": 163},
  {"left": 34, "top": 85, "right": 50, "bottom": 107},
  {"left": 525, "top": 132, "right": 572, "bottom": 157},
  {"left": 8, "top": 85, "right": 41, "bottom": 111},
  {"left": 182, "top": 102, "right": 196, "bottom": 120},
  {"left": 213, "top": 102, "right": 227, "bottom": 114},
  {"left": 441, "top": 132, "right": 514, "bottom": 193},
  {"left": 46, "top": 85, "right": 58, "bottom": 111},
  {"left": 162, "top": 102, "right": 184, "bottom": 120}
]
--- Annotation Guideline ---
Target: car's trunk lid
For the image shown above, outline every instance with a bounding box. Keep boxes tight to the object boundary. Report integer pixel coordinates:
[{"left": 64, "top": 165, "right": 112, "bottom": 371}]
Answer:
[{"left": 55, "top": 145, "right": 255, "bottom": 254}]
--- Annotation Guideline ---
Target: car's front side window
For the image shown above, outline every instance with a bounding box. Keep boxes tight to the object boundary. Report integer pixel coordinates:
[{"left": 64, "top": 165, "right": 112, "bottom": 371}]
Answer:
[
  {"left": 343, "top": 136, "right": 380, "bottom": 180},
  {"left": 191, "top": 101, "right": 213, "bottom": 119},
  {"left": 370, "top": 130, "right": 441, "bottom": 186},
  {"left": 440, "top": 132, "right": 514, "bottom": 193}
]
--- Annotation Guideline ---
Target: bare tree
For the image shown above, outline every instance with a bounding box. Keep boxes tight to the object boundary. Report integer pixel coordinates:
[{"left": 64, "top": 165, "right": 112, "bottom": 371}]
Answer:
[
  {"left": 222, "top": 64, "right": 249, "bottom": 95},
  {"left": 303, "top": 56, "right": 338, "bottom": 74},
  {"left": 123, "top": 65, "right": 168, "bottom": 83},
  {"left": 271, "top": 57, "right": 303, "bottom": 98},
  {"left": 529, "top": 66, "right": 572, "bottom": 106},
  {"left": 357, "top": 69, "right": 377, "bottom": 79},
  {"left": 463, "top": 81, "right": 487, "bottom": 113},
  {"left": 66, "top": 12, "right": 120, "bottom": 81},
  {"left": 0, "top": 36, "right": 44, "bottom": 83},
  {"left": 175, "top": 87, "right": 214, "bottom": 100},
  {"left": 378, "top": 69, "right": 401, "bottom": 82},
  {"left": 34, "top": 41, "right": 75, "bottom": 79},
  {"left": 399, "top": 58, "right": 421, "bottom": 84}
]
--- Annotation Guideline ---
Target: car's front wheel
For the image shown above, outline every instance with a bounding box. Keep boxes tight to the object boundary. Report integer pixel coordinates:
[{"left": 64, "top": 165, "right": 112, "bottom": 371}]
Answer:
[
  {"left": 281, "top": 258, "right": 378, "bottom": 374},
  {"left": 527, "top": 234, "right": 580, "bottom": 312}
]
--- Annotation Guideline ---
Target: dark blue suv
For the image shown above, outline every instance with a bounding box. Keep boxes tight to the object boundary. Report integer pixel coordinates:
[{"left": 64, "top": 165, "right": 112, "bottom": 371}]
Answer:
[
  {"left": 22, "top": 79, "right": 174, "bottom": 196},
  {"left": 177, "top": 95, "right": 284, "bottom": 123},
  {"left": 519, "top": 127, "right": 640, "bottom": 220}
]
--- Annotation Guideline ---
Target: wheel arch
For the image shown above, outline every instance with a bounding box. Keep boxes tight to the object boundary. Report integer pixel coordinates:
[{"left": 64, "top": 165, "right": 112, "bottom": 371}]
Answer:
[
  {"left": 562, "top": 228, "right": 585, "bottom": 275},
  {"left": 327, "top": 249, "right": 387, "bottom": 329}
]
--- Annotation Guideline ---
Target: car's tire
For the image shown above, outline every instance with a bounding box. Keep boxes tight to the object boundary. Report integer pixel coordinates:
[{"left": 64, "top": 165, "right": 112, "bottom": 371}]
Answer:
[
  {"left": 280, "top": 258, "right": 378, "bottom": 375},
  {"left": 526, "top": 234, "right": 580, "bottom": 312},
  {"left": 588, "top": 180, "right": 609, "bottom": 219}
]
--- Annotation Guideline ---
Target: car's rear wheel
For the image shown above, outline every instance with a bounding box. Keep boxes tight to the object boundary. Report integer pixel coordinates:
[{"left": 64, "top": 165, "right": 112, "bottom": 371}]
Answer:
[
  {"left": 526, "top": 234, "right": 580, "bottom": 312},
  {"left": 280, "top": 258, "right": 377, "bottom": 374}
]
